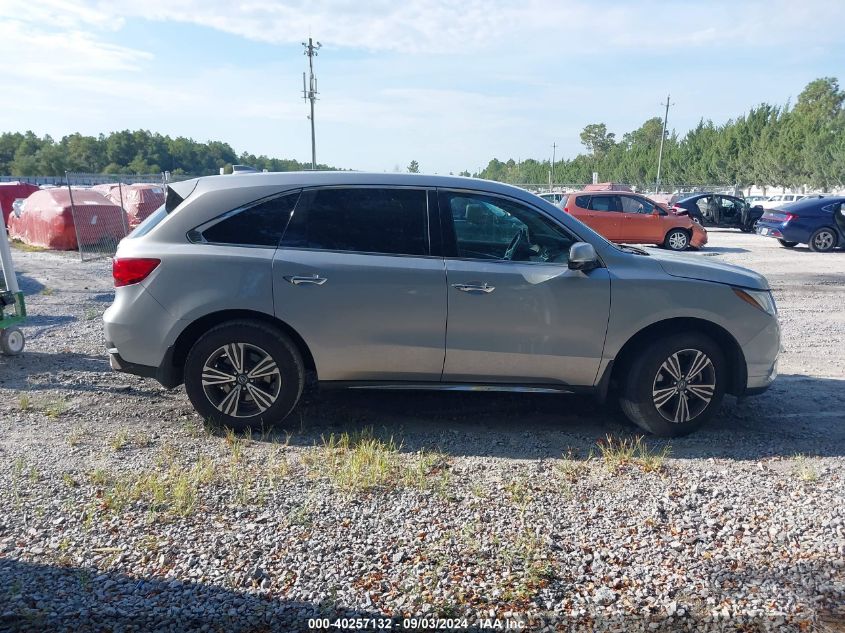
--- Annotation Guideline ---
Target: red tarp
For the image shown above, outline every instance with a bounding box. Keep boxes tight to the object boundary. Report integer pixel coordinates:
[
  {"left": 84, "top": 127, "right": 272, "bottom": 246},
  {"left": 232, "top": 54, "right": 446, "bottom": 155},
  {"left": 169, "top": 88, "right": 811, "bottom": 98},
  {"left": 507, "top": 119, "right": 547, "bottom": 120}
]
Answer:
[
  {"left": 0, "top": 182, "right": 39, "bottom": 226},
  {"left": 584, "top": 182, "right": 633, "bottom": 192},
  {"left": 123, "top": 183, "right": 165, "bottom": 227},
  {"left": 8, "top": 188, "right": 126, "bottom": 250}
]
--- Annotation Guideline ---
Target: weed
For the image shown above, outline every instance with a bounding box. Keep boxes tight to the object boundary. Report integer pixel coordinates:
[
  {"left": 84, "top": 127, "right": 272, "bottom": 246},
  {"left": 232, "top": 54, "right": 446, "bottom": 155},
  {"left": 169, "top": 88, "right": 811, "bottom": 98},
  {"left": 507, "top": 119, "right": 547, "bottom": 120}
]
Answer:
[
  {"left": 88, "top": 469, "right": 109, "bottom": 486},
  {"left": 224, "top": 427, "right": 245, "bottom": 463},
  {"left": 83, "top": 306, "right": 99, "bottom": 321},
  {"left": 320, "top": 429, "right": 399, "bottom": 491},
  {"left": 597, "top": 434, "right": 670, "bottom": 473},
  {"left": 18, "top": 393, "right": 31, "bottom": 411},
  {"left": 288, "top": 503, "right": 313, "bottom": 527},
  {"left": 133, "top": 432, "right": 152, "bottom": 448},
  {"left": 62, "top": 473, "right": 78, "bottom": 488},
  {"left": 156, "top": 441, "right": 178, "bottom": 469},
  {"left": 110, "top": 429, "right": 130, "bottom": 451},
  {"left": 792, "top": 454, "right": 819, "bottom": 482},
  {"left": 556, "top": 447, "right": 591, "bottom": 483},
  {"left": 67, "top": 427, "right": 85, "bottom": 447},
  {"left": 43, "top": 398, "right": 68, "bottom": 419},
  {"left": 504, "top": 477, "right": 533, "bottom": 505},
  {"left": 11, "top": 240, "right": 45, "bottom": 252},
  {"left": 40, "top": 287, "right": 55, "bottom": 296}
]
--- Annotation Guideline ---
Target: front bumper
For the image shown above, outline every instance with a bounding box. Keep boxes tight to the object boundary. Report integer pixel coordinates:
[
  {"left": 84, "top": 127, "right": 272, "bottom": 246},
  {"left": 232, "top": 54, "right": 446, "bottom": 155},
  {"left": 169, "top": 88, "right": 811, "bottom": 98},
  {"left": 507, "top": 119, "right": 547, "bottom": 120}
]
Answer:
[{"left": 690, "top": 226, "right": 708, "bottom": 248}]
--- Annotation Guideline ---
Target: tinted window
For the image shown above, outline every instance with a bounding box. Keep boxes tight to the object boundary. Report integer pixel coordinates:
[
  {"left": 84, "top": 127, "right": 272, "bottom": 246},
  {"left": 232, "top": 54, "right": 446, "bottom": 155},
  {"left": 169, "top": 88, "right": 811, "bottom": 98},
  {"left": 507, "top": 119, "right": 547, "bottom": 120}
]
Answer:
[
  {"left": 574, "top": 195, "right": 590, "bottom": 208},
  {"left": 281, "top": 188, "right": 428, "bottom": 256},
  {"left": 589, "top": 196, "right": 620, "bottom": 212},
  {"left": 620, "top": 196, "right": 653, "bottom": 214},
  {"left": 201, "top": 192, "right": 300, "bottom": 247},
  {"left": 443, "top": 191, "right": 576, "bottom": 263}
]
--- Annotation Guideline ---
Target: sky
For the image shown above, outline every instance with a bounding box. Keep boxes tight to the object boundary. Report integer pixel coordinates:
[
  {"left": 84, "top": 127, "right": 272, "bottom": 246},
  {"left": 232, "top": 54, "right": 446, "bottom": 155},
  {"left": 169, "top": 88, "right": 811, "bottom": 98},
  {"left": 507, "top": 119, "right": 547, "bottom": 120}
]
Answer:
[{"left": 1, "top": 0, "right": 844, "bottom": 174}]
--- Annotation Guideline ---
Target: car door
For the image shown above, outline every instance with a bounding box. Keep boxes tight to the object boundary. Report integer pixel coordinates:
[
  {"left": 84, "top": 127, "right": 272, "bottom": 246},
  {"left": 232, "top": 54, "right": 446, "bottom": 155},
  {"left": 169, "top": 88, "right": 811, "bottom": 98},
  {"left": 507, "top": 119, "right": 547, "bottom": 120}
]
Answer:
[
  {"left": 438, "top": 189, "right": 611, "bottom": 387},
  {"left": 272, "top": 186, "right": 447, "bottom": 382},
  {"left": 582, "top": 194, "right": 622, "bottom": 240},
  {"left": 619, "top": 195, "right": 659, "bottom": 242}
]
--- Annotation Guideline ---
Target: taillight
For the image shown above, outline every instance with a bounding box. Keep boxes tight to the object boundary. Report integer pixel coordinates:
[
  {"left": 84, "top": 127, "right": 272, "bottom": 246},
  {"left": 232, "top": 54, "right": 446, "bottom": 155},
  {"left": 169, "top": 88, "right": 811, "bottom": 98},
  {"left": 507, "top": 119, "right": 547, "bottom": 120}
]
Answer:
[
  {"left": 112, "top": 258, "right": 160, "bottom": 287},
  {"left": 784, "top": 213, "right": 798, "bottom": 222},
  {"left": 563, "top": 207, "right": 570, "bottom": 213}
]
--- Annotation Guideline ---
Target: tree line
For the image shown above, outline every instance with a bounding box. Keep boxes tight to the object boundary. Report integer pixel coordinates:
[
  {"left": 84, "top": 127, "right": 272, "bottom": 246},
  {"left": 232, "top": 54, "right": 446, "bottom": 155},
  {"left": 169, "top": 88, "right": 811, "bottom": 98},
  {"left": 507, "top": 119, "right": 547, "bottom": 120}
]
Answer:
[
  {"left": 1, "top": 78, "right": 842, "bottom": 190},
  {"left": 471, "top": 77, "right": 845, "bottom": 190},
  {"left": 0, "top": 130, "right": 337, "bottom": 177}
]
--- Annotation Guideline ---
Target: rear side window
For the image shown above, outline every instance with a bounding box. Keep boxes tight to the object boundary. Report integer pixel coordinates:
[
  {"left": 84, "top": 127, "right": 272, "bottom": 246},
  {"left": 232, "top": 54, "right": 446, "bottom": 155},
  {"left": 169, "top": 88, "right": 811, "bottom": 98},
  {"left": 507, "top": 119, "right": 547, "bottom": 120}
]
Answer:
[
  {"left": 588, "top": 195, "right": 620, "bottom": 212},
  {"left": 574, "top": 195, "right": 589, "bottom": 208},
  {"left": 200, "top": 191, "right": 300, "bottom": 247},
  {"left": 281, "top": 187, "right": 429, "bottom": 256}
]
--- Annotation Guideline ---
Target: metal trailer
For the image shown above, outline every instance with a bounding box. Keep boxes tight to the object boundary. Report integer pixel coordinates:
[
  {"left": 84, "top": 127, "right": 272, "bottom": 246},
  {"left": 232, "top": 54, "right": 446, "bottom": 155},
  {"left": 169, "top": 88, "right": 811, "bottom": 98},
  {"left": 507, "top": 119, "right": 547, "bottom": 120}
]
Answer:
[{"left": 0, "top": 214, "right": 25, "bottom": 355}]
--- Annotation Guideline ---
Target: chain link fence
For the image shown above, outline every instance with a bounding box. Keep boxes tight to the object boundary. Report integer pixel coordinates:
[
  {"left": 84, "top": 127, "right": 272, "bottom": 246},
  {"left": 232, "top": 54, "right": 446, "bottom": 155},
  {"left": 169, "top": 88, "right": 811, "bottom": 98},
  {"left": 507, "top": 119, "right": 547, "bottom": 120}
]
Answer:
[{"left": 64, "top": 172, "right": 192, "bottom": 261}]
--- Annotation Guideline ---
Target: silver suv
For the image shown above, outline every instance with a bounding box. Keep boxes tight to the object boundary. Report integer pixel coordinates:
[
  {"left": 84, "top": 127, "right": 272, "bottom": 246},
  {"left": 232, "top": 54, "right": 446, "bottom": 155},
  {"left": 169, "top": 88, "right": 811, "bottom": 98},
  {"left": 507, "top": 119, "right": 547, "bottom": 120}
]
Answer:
[{"left": 103, "top": 173, "right": 779, "bottom": 436}]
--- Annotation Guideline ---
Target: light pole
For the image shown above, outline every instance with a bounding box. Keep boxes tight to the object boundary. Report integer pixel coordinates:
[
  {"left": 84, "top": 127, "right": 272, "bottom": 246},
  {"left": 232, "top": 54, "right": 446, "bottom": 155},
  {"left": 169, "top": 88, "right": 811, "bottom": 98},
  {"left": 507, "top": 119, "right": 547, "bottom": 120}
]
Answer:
[{"left": 655, "top": 94, "right": 672, "bottom": 193}]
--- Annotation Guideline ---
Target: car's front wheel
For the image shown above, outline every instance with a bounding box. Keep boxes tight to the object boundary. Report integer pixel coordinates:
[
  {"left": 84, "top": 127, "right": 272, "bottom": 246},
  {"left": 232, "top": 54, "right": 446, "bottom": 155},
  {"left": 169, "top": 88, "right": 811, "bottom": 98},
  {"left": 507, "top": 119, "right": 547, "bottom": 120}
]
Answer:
[
  {"left": 619, "top": 333, "right": 726, "bottom": 437},
  {"left": 808, "top": 227, "right": 837, "bottom": 252},
  {"left": 184, "top": 320, "right": 304, "bottom": 430},
  {"left": 777, "top": 239, "right": 798, "bottom": 248},
  {"left": 663, "top": 228, "right": 690, "bottom": 251}
]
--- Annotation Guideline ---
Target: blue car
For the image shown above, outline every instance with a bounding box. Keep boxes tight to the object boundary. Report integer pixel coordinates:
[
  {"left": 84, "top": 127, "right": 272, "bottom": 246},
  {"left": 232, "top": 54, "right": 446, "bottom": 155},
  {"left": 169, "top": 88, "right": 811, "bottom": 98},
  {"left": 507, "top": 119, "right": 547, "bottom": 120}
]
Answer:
[{"left": 755, "top": 196, "right": 845, "bottom": 252}]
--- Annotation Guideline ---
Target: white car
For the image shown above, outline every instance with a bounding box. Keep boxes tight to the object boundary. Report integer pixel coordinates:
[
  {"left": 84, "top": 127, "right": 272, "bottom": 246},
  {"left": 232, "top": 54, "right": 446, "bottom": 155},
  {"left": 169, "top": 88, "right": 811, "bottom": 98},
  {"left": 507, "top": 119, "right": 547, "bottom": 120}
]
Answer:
[{"left": 760, "top": 194, "right": 805, "bottom": 209}]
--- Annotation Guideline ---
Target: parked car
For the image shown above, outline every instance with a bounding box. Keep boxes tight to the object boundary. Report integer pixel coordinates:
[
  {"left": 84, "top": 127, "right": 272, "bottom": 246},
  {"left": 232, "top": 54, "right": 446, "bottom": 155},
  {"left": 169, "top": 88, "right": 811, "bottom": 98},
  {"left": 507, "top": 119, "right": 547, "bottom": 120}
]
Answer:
[
  {"left": 672, "top": 193, "right": 763, "bottom": 232},
  {"left": 103, "top": 172, "right": 779, "bottom": 437},
  {"left": 759, "top": 193, "right": 805, "bottom": 209},
  {"left": 745, "top": 195, "right": 769, "bottom": 205},
  {"left": 755, "top": 196, "right": 845, "bottom": 252},
  {"left": 561, "top": 191, "right": 707, "bottom": 251},
  {"left": 537, "top": 192, "right": 565, "bottom": 204}
]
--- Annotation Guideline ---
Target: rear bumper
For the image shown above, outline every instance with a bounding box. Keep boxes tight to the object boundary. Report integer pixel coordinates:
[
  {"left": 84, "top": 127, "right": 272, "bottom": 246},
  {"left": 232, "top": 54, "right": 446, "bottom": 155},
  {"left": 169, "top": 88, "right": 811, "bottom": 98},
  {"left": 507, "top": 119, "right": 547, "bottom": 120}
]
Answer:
[{"left": 107, "top": 344, "right": 181, "bottom": 389}]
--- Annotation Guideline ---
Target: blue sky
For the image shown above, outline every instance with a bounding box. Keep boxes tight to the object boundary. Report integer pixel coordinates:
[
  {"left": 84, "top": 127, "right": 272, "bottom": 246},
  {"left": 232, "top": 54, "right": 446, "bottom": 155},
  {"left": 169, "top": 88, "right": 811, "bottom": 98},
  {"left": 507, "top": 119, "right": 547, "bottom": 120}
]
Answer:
[{"left": 1, "top": 0, "right": 843, "bottom": 174}]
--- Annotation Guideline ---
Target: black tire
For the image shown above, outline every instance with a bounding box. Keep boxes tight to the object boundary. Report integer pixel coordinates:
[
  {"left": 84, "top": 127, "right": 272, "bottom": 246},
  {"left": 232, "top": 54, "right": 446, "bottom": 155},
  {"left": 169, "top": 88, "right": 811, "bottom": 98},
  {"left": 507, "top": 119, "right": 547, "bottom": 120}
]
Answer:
[
  {"left": 619, "top": 333, "right": 726, "bottom": 437},
  {"left": 184, "top": 320, "right": 304, "bottom": 430},
  {"left": 777, "top": 239, "right": 798, "bottom": 248},
  {"left": 0, "top": 327, "right": 25, "bottom": 356},
  {"left": 808, "top": 227, "right": 837, "bottom": 252},
  {"left": 663, "top": 228, "right": 690, "bottom": 251}
]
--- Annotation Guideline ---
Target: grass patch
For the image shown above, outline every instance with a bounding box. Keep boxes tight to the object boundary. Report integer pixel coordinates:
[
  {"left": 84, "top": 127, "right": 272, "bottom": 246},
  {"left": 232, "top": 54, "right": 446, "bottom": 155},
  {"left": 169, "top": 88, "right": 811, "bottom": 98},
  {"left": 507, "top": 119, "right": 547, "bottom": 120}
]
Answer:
[
  {"left": 42, "top": 398, "right": 68, "bottom": 419},
  {"left": 110, "top": 429, "right": 130, "bottom": 451},
  {"left": 67, "top": 427, "right": 86, "bottom": 447},
  {"left": 11, "top": 240, "right": 46, "bottom": 252},
  {"left": 556, "top": 447, "right": 592, "bottom": 483},
  {"left": 62, "top": 473, "right": 78, "bottom": 488},
  {"left": 792, "top": 454, "right": 819, "bottom": 482},
  {"left": 18, "top": 393, "right": 31, "bottom": 411},
  {"left": 40, "top": 287, "right": 55, "bottom": 296},
  {"left": 597, "top": 434, "right": 670, "bottom": 474},
  {"left": 133, "top": 432, "right": 152, "bottom": 448},
  {"left": 83, "top": 306, "right": 99, "bottom": 321}
]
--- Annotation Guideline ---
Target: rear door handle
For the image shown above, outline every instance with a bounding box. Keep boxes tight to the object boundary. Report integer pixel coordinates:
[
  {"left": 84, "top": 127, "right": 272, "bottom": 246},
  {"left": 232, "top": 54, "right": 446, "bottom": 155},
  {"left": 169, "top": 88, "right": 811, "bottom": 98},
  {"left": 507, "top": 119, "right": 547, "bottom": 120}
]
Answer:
[
  {"left": 284, "top": 274, "right": 327, "bottom": 286},
  {"left": 452, "top": 282, "right": 495, "bottom": 293}
]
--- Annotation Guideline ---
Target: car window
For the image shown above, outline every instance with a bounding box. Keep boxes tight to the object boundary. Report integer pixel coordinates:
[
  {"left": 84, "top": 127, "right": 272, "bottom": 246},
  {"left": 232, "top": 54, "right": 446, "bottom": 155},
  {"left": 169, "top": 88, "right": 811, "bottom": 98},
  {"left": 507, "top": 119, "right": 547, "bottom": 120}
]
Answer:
[
  {"left": 620, "top": 196, "right": 653, "bottom": 214},
  {"left": 281, "top": 187, "right": 429, "bottom": 256},
  {"left": 574, "top": 195, "right": 590, "bottom": 208},
  {"left": 127, "top": 205, "right": 167, "bottom": 239},
  {"left": 720, "top": 197, "right": 737, "bottom": 210},
  {"left": 442, "top": 191, "right": 576, "bottom": 263},
  {"left": 199, "top": 191, "right": 301, "bottom": 247},
  {"left": 588, "top": 195, "right": 621, "bottom": 212}
]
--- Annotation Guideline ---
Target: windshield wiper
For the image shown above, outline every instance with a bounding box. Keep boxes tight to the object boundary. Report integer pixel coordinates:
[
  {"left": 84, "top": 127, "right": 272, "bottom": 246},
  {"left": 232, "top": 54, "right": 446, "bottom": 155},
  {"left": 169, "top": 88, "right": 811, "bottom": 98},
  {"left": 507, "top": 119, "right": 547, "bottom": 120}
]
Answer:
[{"left": 617, "top": 244, "right": 650, "bottom": 256}]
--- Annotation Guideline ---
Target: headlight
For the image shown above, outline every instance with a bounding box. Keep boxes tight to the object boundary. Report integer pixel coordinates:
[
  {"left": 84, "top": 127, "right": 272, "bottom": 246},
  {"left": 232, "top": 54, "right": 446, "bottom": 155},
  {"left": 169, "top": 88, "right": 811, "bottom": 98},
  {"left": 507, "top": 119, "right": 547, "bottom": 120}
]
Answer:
[{"left": 732, "top": 287, "right": 777, "bottom": 316}]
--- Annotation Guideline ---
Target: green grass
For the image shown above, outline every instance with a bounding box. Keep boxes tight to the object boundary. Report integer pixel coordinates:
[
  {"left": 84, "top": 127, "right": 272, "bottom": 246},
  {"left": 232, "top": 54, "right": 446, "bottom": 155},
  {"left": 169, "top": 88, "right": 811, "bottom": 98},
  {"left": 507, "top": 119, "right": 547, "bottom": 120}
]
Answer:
[
  {"left": 40, "top": 287, "right": 55, "bottom": 296},
  {"left": 42, "top": 398, "right": 68, "bottom": 419},
  {"left": 597, "top": 434, "right": 670, "bottom": 474},
  {"left": 11, "top": 240, "right": 46, "bottom": 252},
  {"left": 18, "top": 393, "right": 31, "bottom": 411},
  {"left": 110, "top": 429, "right": 130, "bottom": 451}
]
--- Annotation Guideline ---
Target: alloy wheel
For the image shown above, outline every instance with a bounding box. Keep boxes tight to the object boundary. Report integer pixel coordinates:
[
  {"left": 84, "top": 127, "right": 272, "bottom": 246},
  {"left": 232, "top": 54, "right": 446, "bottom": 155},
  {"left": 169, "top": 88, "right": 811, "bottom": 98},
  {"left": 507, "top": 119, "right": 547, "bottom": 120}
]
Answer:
[
  {"left": 201, "top": 342, "right": 282, "bottom": 418},
  {"left": 668, "top": 231, "right": 688, "bottom": 250},
  {"left": 812, "top": 230, "right": 835, "bottom": 251},
  {"left": 651, "top": 348, "right": 716, "bottom": 423}
]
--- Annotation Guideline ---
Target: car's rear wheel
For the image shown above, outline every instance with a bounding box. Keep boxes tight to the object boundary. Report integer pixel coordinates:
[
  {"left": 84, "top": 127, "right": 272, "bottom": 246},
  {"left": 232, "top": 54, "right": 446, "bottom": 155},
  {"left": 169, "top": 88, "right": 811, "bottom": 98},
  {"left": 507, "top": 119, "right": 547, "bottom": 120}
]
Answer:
[
  {"left": 184, "top": 320, "right": 304, "bottom": 430},
  {"left": 619, "top": 333, "right": 726, "bottom": 437},
  {"left": 808, "top": 228, "right": 837, "bottom": 252},
  {"left": 777, "top": 239, "right": 798, "bottom": 248},
  {"left": 664, "top": 228, "right": 690, "bottom": 251}
]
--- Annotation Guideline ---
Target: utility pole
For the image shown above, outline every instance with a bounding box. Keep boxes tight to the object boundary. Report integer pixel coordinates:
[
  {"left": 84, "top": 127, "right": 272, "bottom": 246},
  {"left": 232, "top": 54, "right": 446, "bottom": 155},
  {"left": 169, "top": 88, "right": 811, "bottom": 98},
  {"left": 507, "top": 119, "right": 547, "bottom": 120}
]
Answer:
[
  {"left": 551, "top": 142, "right": 557, "bottom": 190},
  {"left": 655, "top": 94, "right": 671, "bottom": 193},
  {"left": 302, "top": 37, "right": 322, "bottom": 170}
]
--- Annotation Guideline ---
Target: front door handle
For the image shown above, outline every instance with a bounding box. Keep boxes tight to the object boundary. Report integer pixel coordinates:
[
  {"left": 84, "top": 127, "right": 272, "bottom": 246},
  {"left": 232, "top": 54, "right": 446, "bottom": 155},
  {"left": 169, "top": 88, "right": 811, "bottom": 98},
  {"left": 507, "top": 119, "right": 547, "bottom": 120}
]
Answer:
[
  {"left": 452, "top": 282, "right": 495, "bottom": 294},
  {"left": 284, "top": 274, "right": 327, "bottom": 286}
]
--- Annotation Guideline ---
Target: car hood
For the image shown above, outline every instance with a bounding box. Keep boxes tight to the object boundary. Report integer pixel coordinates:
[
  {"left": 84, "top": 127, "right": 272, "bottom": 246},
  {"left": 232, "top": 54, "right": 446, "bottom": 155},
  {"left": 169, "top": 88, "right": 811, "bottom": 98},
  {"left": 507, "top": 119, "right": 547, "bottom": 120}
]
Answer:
[{"left": 647, "top": 250, "right": 770, "bottom": 290}]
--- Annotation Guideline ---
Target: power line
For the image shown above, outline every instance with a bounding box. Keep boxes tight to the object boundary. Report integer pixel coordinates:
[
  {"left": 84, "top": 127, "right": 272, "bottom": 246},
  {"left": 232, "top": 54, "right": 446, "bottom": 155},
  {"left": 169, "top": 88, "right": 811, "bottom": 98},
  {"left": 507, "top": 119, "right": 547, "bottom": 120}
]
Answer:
[{"left": 302, "top": 37, "right": 322, "bottom": 170}]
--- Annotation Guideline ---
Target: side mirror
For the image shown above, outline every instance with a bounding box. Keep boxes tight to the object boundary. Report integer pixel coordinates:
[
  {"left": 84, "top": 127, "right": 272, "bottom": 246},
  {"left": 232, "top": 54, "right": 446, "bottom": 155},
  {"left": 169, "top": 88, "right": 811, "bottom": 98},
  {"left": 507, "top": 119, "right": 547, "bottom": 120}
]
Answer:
[{"left": 568, "top": 242, "right": 599, "bottom": 272}]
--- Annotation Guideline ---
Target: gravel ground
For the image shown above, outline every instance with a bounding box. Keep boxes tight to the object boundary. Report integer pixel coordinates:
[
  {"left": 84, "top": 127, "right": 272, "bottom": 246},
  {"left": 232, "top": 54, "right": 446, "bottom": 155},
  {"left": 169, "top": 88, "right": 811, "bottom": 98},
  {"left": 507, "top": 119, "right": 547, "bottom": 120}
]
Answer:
[{"left": 1, "top": 230, "right": 843, "bottom": 632}]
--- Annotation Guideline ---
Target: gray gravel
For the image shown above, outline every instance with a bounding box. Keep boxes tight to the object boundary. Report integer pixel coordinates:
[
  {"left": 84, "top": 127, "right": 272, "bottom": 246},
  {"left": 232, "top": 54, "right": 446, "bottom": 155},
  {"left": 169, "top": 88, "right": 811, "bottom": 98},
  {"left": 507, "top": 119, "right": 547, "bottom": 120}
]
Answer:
[{"left": 1, "top": 230, "right": 843, "bottom": 632}]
